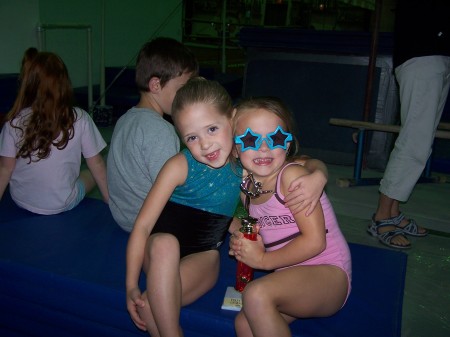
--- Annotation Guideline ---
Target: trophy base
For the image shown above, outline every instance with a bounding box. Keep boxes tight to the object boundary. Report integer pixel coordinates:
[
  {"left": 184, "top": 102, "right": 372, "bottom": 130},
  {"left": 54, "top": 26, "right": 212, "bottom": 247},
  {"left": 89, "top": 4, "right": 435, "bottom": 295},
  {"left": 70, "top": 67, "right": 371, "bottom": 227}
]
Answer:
[{"left": 221, "top": 286, "right": 242, "bottom": 311}]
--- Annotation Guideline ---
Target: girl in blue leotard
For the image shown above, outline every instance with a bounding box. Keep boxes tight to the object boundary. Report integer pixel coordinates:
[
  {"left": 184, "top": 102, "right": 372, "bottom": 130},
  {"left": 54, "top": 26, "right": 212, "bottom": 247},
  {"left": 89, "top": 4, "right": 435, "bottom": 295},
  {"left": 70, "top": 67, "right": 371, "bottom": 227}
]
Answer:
[{"left": 125, "top": 78, "right": 329, "bottom": 337}]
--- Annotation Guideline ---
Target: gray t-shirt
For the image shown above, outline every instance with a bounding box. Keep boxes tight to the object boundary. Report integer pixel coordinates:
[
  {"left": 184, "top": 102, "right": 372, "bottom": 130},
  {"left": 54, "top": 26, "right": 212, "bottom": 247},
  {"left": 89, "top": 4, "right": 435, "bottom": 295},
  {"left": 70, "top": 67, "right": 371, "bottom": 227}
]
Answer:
[{"left": 107, "top": 107, "right": 180, "bottom": 232}]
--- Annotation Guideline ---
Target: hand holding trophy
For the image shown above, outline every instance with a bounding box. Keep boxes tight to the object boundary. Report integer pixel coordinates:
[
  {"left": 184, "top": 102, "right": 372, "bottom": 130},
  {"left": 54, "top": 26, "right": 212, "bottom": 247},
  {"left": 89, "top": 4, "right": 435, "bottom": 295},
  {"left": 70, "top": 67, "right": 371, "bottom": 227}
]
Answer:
[
  {"left": 222, "top": 172, "right": 272, "bottom": 310},
  {"left": 235, "top": 172, "right": 272, "bottom": 292},
  {"left": 235, "top": 215, "right": 258, "bottom": 292}
]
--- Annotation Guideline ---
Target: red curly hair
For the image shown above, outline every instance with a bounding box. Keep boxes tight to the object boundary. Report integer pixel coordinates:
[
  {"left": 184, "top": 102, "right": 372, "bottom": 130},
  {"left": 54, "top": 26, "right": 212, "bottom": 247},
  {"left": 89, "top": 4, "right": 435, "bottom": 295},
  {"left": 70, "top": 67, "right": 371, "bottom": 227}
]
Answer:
[{"left": 6, "top": 51, "right": 76, "bottom": 163}]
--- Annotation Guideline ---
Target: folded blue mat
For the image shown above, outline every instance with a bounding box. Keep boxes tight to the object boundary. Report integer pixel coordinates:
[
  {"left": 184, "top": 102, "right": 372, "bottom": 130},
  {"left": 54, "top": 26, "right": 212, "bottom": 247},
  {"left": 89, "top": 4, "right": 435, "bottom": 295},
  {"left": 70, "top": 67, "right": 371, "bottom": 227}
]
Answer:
[{"left": 0, "top": 194, "right": 407, "bottom": 337}]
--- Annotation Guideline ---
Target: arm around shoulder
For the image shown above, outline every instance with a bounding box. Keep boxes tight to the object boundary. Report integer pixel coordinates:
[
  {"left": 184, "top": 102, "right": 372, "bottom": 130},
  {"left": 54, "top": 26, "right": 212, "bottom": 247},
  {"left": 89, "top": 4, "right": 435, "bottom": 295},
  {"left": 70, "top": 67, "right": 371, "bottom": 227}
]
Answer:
[
  {"left": 284, "top": 158, "right": 328, "bottom": 216},
  {"left": 293, "top": 157, "right": 328, "bottom": 186}
]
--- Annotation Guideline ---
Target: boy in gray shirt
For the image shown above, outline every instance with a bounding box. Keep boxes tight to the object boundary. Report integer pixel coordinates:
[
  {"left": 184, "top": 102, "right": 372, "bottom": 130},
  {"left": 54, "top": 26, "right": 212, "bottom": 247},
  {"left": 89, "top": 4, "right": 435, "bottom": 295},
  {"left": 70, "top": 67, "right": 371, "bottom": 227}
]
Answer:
[{"left": 107, "top": 37, "right": 198, "bottom": 232}]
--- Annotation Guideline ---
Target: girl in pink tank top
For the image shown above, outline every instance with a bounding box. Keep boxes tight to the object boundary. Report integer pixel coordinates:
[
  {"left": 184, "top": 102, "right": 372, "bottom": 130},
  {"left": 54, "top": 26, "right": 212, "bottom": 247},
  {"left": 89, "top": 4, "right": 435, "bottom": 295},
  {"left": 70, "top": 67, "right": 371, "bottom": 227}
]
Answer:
[{"left": 230, "top": 97, "right": 352, "bottom": 337}]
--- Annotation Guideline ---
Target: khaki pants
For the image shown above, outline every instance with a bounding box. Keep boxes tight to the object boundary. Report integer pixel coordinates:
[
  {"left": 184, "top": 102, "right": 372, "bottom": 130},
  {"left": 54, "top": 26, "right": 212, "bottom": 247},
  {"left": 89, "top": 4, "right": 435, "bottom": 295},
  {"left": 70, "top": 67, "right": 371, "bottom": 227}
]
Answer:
[{"left": 380, "top": 55, "right": 450, "bottom": 201}]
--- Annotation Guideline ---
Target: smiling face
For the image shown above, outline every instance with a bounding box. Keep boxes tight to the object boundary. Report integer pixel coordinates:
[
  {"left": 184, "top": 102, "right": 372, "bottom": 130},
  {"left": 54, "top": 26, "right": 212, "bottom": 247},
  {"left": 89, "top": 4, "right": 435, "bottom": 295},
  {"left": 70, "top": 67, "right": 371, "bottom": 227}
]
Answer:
[
  {"left": 235, "top": 108, "right": 290, "bottom": 179},
  {"left": 175, "top": 102, "right": 233, "bottom": 169}
]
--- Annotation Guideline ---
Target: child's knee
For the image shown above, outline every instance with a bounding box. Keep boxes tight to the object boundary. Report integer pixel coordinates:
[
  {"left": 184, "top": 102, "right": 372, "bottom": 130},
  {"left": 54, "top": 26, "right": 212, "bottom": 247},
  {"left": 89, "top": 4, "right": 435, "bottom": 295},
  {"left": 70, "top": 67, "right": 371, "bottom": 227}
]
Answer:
[
  {"left": 147, "top": 233, "right": 180, "bottom": 257},
  {"left": 242, "top": 281, "right": 266, "bottom": 305}
]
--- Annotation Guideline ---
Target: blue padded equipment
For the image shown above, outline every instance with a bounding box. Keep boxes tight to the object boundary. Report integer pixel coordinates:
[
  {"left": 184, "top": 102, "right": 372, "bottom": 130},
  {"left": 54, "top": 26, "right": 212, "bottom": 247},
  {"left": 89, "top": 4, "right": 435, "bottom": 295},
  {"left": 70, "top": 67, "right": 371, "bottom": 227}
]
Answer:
[{"left": 0, "top": 192, "right": 407, "bottom": 337}]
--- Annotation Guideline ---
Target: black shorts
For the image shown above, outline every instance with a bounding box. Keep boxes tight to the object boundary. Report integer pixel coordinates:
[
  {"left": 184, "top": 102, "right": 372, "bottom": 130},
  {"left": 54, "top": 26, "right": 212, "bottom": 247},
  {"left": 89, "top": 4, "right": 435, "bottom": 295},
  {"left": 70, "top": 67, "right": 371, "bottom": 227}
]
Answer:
[{"left": 152, "top": 201, "right": 233, "bottom": 258}]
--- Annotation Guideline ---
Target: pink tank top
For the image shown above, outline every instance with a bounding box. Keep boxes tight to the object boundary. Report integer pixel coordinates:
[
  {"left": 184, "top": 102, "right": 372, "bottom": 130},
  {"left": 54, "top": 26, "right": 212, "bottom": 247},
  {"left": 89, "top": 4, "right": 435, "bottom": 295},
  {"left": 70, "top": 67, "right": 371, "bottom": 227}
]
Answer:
[{"left": 249, "top": 163, "right": 352, "bottom": 283}]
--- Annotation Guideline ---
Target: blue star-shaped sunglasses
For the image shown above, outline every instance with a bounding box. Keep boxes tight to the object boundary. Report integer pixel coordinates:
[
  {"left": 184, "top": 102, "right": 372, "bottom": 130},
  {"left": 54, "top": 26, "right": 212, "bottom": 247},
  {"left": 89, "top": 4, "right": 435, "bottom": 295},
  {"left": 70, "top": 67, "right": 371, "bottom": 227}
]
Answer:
[{"left": 235, "top": 126, "right": 293, "bottom": 152}]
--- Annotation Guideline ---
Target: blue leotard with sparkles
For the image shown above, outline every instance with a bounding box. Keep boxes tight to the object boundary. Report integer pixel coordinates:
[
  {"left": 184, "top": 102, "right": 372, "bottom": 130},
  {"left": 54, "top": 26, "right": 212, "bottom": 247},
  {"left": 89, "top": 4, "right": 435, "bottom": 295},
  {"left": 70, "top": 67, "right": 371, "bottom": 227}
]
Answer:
[{"left": 152, "top": 149, "right": 242, "bottom": 257}]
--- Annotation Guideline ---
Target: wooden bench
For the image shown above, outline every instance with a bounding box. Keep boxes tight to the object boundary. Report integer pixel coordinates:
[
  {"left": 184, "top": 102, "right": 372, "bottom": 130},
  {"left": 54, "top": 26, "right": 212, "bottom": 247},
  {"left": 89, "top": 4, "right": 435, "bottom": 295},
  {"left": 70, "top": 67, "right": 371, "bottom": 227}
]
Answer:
[{"left": 329, "top": 118, "right": 450, "bottom": 187}]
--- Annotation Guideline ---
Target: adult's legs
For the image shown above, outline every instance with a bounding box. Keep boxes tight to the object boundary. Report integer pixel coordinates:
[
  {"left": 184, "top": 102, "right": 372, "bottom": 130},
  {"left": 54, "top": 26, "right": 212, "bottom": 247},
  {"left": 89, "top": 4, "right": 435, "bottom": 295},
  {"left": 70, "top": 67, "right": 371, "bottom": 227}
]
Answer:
[{"left": 374, "top": 56, "right": 450, "bottom": 246}]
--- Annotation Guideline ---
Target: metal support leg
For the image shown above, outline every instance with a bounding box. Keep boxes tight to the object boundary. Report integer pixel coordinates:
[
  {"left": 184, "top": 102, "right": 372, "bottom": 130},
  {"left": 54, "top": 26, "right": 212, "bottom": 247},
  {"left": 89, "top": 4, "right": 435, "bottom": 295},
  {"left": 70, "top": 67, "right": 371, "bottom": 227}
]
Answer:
[
  {"left": 353, "top": 128, "right": 366, "bottom": 182},
  {"left": 335, "top": 125, "right": 445, "bottom": 187},
  {"left": 346, "top": 128, "right": 381, "bottom": 186}
]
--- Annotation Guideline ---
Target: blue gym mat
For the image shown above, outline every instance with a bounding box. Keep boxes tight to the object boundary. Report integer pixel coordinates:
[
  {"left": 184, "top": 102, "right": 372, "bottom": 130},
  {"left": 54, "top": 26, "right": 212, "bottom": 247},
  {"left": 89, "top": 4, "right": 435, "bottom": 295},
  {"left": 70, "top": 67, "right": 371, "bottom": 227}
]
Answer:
[{"left": 0, "top": 192, "right": 407, "bottom": 337}]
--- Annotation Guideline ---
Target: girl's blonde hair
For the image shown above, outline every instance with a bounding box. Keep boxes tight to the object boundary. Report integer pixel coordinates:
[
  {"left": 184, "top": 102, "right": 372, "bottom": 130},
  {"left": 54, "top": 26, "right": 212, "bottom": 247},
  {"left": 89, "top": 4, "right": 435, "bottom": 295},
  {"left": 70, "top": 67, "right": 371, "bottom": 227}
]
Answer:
[
  {"left": 171, "top": 77, "right": 234, "bottom": 124},
  {"left": 233, "top": 96, "right": 300, "bottom": 158},
  {"left": 7, "top": 51, "right": 76, "bottom": 163}
]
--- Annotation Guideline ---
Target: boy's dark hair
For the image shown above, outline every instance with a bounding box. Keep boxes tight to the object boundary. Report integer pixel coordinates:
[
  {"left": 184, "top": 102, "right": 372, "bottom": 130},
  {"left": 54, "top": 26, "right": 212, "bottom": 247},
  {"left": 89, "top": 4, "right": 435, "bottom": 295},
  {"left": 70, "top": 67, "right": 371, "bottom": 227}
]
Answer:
[{"left": 135, "top": 37, "right": 198, "bottom": 92}]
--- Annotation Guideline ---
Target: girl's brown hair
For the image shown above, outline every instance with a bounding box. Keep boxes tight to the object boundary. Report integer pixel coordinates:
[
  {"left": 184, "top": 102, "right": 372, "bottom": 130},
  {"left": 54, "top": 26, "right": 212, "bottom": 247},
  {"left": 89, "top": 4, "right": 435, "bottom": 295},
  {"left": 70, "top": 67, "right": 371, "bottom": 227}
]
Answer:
[
  {"left": 6, "top": 51, "right": 76, "bottom": 162},
  {"left": 19, "top": 47, "right": 38, "bottom": 82}
]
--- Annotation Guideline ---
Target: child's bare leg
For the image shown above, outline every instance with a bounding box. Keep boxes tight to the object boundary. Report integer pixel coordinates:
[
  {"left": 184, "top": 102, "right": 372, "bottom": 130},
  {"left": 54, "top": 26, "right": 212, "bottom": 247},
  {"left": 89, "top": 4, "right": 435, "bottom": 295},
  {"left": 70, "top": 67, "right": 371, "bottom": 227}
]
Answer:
[
  {"left": 235, "top": 309, "right": 295, "bottom": 337},
  {"left": 179, "top": 248, "right": 220, "bottom": 305},
  {"left": 143, "top": 233, "right": 182, "bottom": 337},
  {"left": 235, "top": 311, "right": 253, "bottom": 337},
  {"left": 137, "top": 296, "right": 184, "bottom": 337},
  {"left": 237, "top": 265, "right": 348, "bottom": 337},
  {"left": 136, "top": 291, "right": 161, "bottom": 337},
  {"left": 143, "top": 233, "right": 220, "bottom": 337}
]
